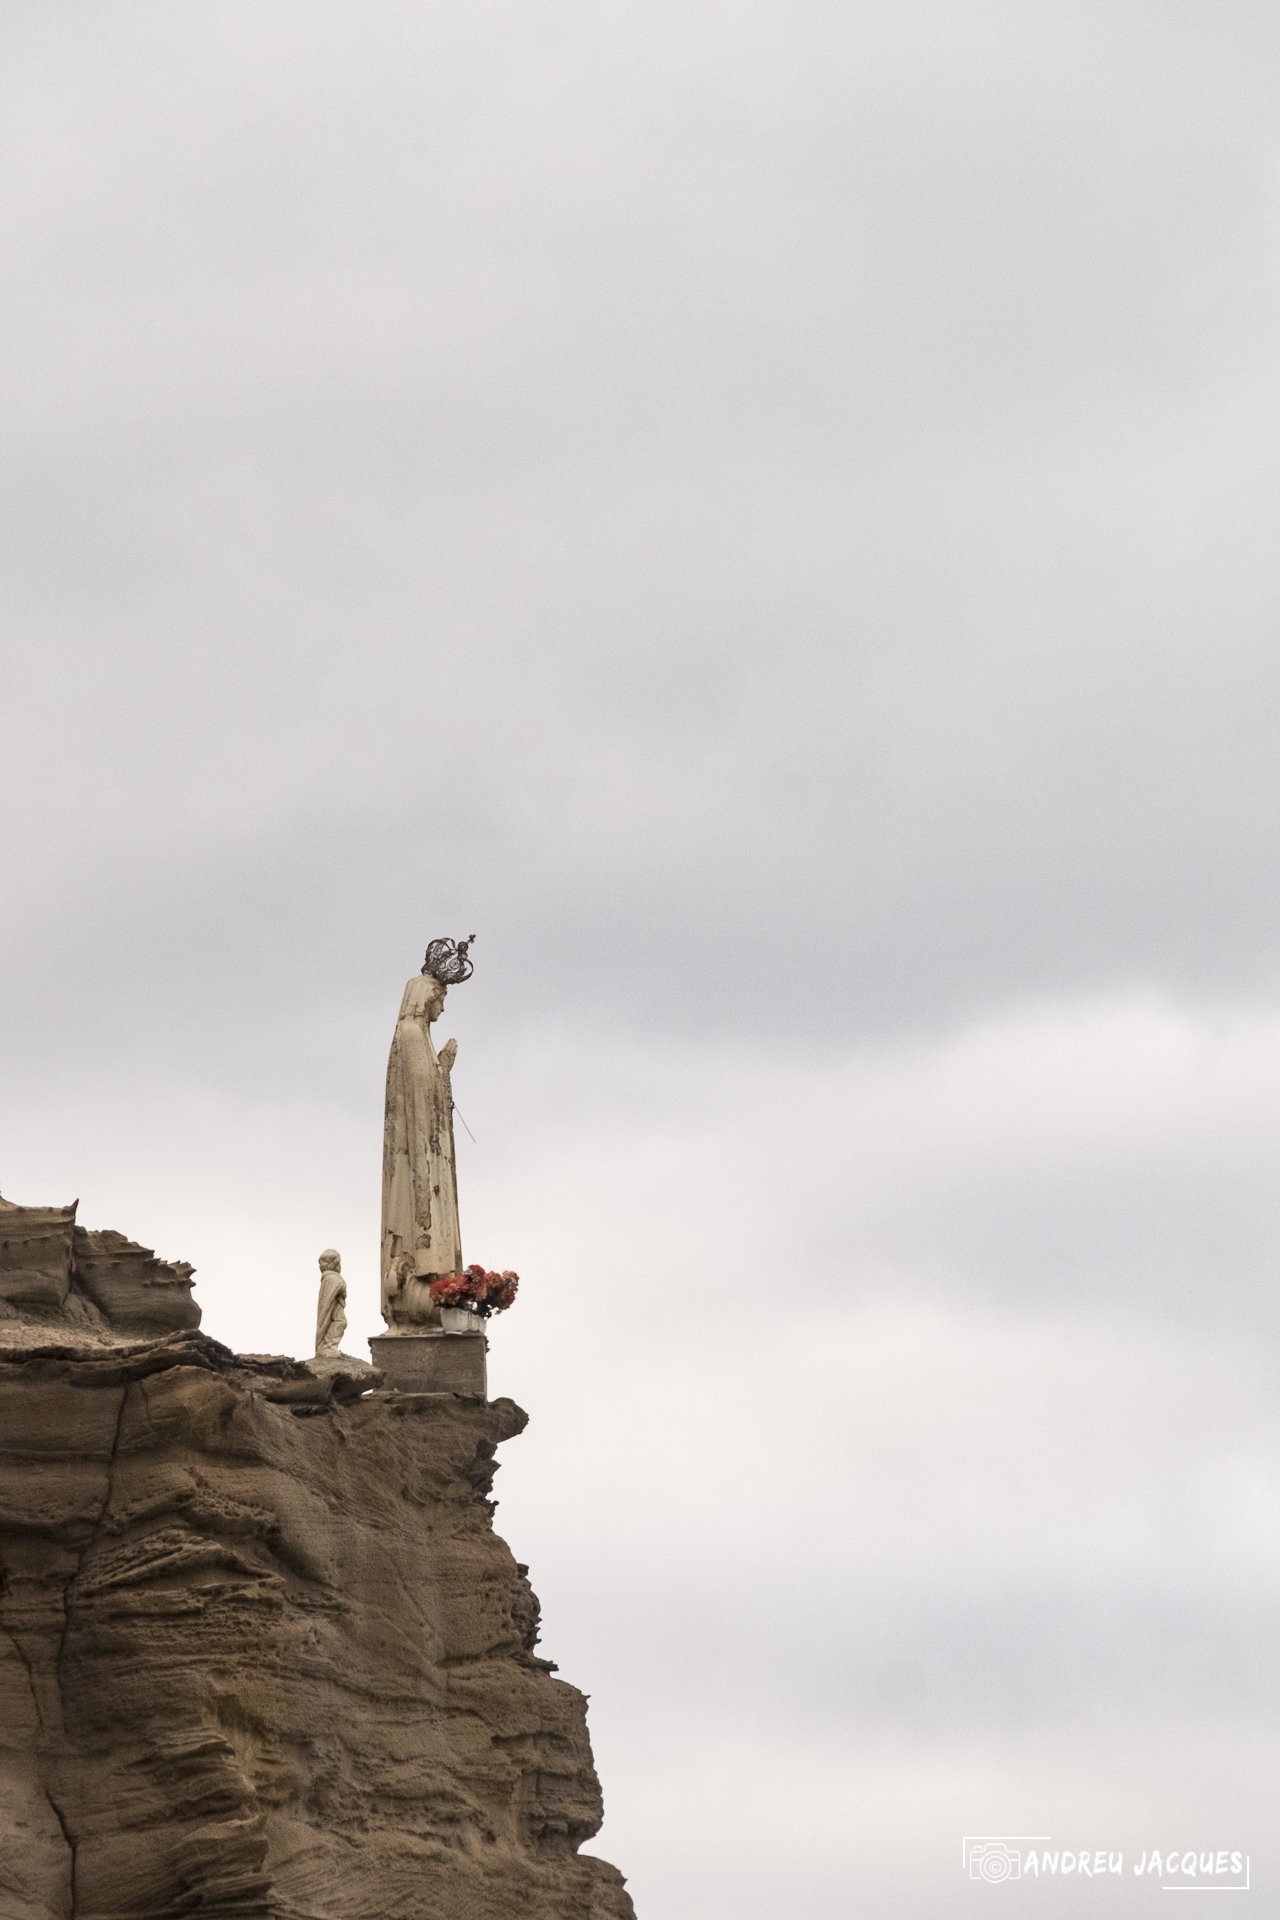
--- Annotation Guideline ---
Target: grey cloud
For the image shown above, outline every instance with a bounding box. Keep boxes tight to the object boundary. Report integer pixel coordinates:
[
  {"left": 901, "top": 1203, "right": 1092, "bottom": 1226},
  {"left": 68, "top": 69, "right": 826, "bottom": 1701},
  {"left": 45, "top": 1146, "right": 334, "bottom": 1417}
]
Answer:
[{"left": 5, "top": 1, "right": 1280, "bottom": 1072}]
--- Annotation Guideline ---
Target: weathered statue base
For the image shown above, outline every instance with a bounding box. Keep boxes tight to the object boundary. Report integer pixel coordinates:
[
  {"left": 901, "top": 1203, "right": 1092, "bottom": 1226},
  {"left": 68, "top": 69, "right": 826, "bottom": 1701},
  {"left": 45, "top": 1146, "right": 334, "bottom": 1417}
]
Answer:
[
  {"left": 370, "top": 1329, "right": 488, "bottom": 1398},
  {"left": 306, "top": 1350, "right": 380, "bottom": 1381}
]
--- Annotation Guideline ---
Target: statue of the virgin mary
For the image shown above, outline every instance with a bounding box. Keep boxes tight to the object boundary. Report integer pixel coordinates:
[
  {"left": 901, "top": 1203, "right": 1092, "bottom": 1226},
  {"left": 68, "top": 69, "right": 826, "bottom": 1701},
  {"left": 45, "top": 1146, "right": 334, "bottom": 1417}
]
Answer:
[{"left": 380, "top": 936, "right": 474, "bottom": 1332}]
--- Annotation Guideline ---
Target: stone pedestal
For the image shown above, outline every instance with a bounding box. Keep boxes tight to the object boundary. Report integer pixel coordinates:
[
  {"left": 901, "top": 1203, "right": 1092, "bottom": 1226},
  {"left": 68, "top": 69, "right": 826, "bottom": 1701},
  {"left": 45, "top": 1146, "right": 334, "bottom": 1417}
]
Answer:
[
  {"left": 369, "top": 1330, "right": 487, "bottom": 1399},
  {"left": 306, "top": 1351, "right": 379, "bottom": 1378}
]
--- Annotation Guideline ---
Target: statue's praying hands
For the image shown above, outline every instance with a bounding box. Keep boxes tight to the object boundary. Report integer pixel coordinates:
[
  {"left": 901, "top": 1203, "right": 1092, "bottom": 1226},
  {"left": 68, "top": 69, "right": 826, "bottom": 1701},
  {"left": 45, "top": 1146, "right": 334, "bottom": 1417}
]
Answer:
[{"left": 438, "top": 1037, "right": 458, "bottom": 1072}]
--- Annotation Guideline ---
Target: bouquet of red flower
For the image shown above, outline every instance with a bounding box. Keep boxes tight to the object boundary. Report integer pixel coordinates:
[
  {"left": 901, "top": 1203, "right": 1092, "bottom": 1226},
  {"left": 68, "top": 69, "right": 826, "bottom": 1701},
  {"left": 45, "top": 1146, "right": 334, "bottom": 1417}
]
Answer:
[{"left": 428, "top": 1265, "right": 520, "bottom": 1319}]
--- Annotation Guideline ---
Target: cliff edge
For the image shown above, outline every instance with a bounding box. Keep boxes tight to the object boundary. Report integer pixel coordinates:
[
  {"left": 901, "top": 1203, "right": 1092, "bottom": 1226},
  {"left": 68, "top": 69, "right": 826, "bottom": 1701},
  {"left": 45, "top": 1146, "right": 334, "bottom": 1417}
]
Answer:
[{"left": 0, "top": 1198, "right": 634, "bottom": 1920}]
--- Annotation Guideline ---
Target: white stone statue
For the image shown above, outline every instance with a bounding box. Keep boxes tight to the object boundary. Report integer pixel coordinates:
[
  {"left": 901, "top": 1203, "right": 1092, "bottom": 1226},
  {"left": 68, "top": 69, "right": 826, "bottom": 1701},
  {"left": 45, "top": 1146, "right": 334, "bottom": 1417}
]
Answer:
[
  {"left": 380, "top": 936, "right": 475, "bottom": 1332},
  {"left": 314, "top": 1249, "right": 348, "bottom": 1357}
]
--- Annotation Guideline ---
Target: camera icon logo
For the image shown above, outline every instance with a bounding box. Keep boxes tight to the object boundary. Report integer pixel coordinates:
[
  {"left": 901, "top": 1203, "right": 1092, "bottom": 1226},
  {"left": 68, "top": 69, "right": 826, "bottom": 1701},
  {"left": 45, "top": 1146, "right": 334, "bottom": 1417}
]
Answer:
[{"left": 969, "top": 1843, "right": 1022, "bottom": 1883}]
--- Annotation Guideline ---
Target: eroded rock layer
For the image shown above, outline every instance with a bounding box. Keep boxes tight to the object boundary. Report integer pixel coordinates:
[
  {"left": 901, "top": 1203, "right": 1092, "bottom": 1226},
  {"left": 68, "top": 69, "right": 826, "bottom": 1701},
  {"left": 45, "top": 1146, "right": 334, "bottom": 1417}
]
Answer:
[
  {"left": 0, "top": 1195, "right": 199, "bottom": 1343},
  {"left": 0, "top": 1327, "right": 634, "bottom": 1920}
]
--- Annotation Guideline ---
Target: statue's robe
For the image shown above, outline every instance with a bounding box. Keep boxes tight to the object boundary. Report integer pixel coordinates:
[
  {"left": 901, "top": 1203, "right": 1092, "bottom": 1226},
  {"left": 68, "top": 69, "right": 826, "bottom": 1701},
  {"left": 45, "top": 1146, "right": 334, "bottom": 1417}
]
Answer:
[{"left": 381, "top": 975, "right": 461, "bottom": 1328}]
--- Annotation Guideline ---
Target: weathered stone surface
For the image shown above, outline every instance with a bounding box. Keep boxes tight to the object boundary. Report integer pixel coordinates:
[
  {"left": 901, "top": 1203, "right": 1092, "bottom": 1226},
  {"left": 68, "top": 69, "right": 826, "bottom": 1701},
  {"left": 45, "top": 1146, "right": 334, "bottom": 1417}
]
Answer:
[
  {"left": 0, "top": 1195, "right": 199, "bottom": 1344},
  {"left": 302, "top": 1352, "right": 380, "bottom": 1386},
  {"left": 370, "top": 1329, "right": 488, "bottom": 1398},
  {"left": 0, "top": 1200, "right": 82, "bottom": 1319},
  {"left": 71, "top": 1228, "right": 199, "bottom": 1339},
  {"left": 0, "top": 1327, "right": 634, "bottom": 1919}
]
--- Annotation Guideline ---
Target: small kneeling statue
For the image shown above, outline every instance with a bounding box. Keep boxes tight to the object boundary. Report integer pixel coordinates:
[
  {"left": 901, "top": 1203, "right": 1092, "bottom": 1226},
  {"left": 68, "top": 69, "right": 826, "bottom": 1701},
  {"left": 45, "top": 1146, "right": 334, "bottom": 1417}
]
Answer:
[{"left": 314, "top": 1248, "right": 348, "bottom": 1358}]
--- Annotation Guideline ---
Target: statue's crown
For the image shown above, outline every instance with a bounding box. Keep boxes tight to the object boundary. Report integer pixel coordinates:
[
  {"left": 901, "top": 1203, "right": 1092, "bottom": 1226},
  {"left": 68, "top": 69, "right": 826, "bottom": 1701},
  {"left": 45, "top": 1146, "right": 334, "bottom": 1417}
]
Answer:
[{"left": 422, "top": 934, "right": 476, "bottom": 985}]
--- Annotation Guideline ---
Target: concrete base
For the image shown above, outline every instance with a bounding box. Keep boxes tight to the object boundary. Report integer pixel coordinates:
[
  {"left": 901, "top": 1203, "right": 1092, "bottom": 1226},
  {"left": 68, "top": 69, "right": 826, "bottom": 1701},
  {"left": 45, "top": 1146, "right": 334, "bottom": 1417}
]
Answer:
[{"left": 369, "top": 1330, "right": 487, "bottom": 1399}]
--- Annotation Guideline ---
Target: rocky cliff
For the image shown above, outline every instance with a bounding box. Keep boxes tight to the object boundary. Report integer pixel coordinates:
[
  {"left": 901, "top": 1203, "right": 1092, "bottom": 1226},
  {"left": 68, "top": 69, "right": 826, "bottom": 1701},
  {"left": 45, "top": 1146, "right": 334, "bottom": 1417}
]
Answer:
[{"left": 0, "top": 1197, "right": 634, "bottom": 1920}]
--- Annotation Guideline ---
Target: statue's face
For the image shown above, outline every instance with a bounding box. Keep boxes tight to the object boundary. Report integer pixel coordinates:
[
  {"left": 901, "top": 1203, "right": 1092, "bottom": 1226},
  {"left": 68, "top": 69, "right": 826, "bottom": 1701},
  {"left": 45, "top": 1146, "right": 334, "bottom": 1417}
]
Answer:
[{"left": 425, "top": 981, "right": 447, "bottom": 1021}]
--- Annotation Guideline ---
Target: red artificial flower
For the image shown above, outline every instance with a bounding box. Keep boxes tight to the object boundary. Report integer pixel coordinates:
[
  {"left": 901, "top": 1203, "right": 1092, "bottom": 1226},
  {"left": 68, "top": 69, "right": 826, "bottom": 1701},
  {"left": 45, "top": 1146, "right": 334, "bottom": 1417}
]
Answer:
[{"left": 431, "top": 1265, "right": 521, "bottom": 1314}]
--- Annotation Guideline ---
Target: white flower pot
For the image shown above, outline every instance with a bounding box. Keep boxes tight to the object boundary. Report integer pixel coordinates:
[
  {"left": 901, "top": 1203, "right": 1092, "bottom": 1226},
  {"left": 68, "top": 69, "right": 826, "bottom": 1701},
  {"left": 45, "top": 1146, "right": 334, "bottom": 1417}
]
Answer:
[{"left": 440, "top": 1305, "right": 484, "bottom": 1335}]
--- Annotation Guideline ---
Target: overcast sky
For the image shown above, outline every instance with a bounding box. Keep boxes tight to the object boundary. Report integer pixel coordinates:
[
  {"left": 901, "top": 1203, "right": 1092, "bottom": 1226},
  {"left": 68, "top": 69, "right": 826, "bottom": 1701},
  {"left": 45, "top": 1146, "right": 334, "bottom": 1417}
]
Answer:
[{"left": 3, "top": 4, "right": 1280, "bottom": 1914}]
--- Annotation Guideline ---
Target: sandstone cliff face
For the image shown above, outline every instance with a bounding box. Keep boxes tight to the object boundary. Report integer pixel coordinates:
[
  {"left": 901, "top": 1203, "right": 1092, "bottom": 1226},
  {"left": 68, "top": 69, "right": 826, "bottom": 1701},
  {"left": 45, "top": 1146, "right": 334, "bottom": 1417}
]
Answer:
[
  {"left": 0, "top": 1203, "right": 633, "bottom": 1920},
  {"left": 0, "top": 1198, "right": 198, "bottom": 1343}
]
